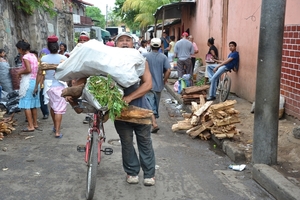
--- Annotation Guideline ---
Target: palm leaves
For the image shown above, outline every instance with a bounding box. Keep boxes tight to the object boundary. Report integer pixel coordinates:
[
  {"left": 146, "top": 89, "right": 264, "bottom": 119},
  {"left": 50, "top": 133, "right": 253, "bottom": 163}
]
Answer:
[{"left": 121, "top": 0, "right": 176, "bottom": 28}]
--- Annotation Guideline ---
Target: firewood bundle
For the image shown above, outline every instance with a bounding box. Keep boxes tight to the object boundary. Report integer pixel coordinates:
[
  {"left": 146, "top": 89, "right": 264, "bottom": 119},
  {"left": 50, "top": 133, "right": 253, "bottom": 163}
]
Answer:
[
  {"left": 208, "top": 100, "right": 240, "bottom": 139},
  {"left": 181, "top": 85, "right": 209, "bottom": 104},
  {"left": 0, "top": 113, "right": 17, "bottom": 141},
  {"left": 172, "top": 96, "right": 240, "bottom": 140}
]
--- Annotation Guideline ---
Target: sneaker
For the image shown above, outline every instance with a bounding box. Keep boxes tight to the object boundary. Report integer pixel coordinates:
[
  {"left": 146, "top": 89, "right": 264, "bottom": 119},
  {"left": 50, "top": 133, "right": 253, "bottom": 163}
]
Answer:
[
  {"left": 83, "top": 116, "right": 92, "bottom": 124},
  {"left": 126, "top": 175, "right": 139, "bottom": 184},
  {"left": 143, "top": 177, "right": 155, "bottom": 186}
]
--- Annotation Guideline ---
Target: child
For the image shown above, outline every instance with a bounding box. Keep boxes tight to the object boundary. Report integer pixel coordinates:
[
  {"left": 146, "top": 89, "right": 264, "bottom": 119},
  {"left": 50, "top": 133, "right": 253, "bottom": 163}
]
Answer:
[{"left": 0, "top": 49, "right": 7, "bottom": 62}]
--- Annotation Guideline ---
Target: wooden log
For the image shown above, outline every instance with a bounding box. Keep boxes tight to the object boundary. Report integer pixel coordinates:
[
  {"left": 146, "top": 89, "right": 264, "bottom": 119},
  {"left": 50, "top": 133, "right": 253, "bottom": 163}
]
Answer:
[
  {"left": 189, "top": 120, "right": 214, "bottom": 138},
  {"left": 183, "top": 99, "right": 200, "bottom": 105},
  {"left": 209, "top": 100, "right": 237, "bottom": 113},
  {"left": 116, "top": 117, "right": 152, "bottom": 125},
  {"left": 120, "top": 105, "right": 153, "bottom": 119},
  {"left": 190, "top": 115, "right": 199, "bottom": 126},
  {"left": 213, "top": 115, "right": 240, "bottom": 126},
  {"left": 199, "top": 95, "right": 205, "bottom": 107},
  {"left": 186, "top": 124, "right": 202, "bottom": 134},
  {"left": 40, "top": 63, "right": 59, "bottom": 70},
  {"left": 194, "top": 101, "right": 213, "bottom": 116},
  {"left": 182, "top": 113, "right": 193, "bottom": 119},
  {"left": 172, "top": 124, "right": 179, "bottom": 132},
  {"left": 182, "top": 85, "right": 210, "bottom": 94},
  {"left": 211, "top": 128, "right": 236, "bottom": 136},
  {"left": 199, "top": 130, "right": 211, "bottom": 140},
  {"left": 225, "top": 108, "right": 239, "bottom": 114},
  {"left": 191, "top": 102, "right": 198, "bottom": 112},
  {"left": 177, "top": 119, "right": 194, "bottom": 130},
  {"left": 182, "top": 94, "right": 202, "bottom": 99}
]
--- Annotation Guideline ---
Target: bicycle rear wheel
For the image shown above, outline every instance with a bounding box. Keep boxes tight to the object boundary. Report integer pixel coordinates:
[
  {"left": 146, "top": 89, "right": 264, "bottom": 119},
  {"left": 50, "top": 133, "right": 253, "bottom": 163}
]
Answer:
[
  {"left": 219, "top": 76, "right": 231, "bottom": 102},
  {"left": 86, "top": 131, "right": 98, "bottom": 200}
]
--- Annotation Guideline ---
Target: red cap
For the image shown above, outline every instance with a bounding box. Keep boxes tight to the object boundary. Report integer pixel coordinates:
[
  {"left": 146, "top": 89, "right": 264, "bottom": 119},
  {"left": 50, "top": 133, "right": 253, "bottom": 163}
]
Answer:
[
  {"left": 182, "top": 32, "right": 189, "bottom": 37},
  {"left": 47, "top": 35, "right": 58, "bottom": 43}
]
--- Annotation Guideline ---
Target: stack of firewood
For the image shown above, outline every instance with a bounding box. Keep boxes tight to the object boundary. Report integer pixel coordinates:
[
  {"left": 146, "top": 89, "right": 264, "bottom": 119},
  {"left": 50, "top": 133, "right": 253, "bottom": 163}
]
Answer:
[
  {"left": 0, "top": 113, "right": 17, "bottom": 141},
  {"left": 172, "top": 96, "right": 240, "bottom": 140},
  {"left": 181, "top": 85, "right": 209, "bottom": 104}
]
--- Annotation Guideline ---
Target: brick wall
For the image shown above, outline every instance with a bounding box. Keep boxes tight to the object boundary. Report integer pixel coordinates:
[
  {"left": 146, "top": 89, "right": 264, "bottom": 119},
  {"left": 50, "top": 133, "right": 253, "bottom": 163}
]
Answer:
[{"left": 281, "top": 25, "right": 300, "bottom": 119}]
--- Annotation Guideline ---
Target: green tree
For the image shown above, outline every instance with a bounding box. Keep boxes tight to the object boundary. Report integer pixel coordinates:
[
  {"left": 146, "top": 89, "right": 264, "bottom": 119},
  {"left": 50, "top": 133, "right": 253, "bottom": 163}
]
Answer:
[
  {"left": 121, "top": 0, "right": 175, "bottom": 28},
  {"left": 12, "top": 0, "right": 56, "bottom": 17},
  {"left": 86, "top": 6, "right": 106, "bottom": 28},
  {"left": 113, "top": 0, "right": 140, "bottom": 31}
]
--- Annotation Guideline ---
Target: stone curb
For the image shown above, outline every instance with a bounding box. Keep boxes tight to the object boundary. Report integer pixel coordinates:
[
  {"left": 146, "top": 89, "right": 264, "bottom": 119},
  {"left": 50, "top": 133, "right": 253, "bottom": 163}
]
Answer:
[
  {"left": 165, "top": 82, "right": 246, "bottom": 163},
  {"left": 253, "top": 164, "right": 300, "bottom": 200}
]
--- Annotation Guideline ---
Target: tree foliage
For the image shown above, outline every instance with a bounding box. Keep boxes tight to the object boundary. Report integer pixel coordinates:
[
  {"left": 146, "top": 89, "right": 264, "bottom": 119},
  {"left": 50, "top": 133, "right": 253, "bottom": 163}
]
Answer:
[
  {"left": 85, "top": 6, "right": 106, "bottom": 28},
  {"left": 12, "top": 0, "right": 56, "bottom": 17},
  {"left": 121, "top": 0, "right": 175, "bottom": 28},
  {"left": 113, "top": 0, "right": 140, "bottom": 31}
]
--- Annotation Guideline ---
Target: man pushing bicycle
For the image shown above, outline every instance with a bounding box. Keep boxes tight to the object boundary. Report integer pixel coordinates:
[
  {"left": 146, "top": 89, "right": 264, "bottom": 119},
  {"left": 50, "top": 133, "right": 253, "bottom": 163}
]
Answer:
[{"left": 206, "top": 41, "right": 239, "bottom": 101}]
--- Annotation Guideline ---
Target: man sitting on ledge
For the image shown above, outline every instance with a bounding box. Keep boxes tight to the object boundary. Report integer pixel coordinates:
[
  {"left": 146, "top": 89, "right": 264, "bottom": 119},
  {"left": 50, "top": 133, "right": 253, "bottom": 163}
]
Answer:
[{"left": 206, "top": 41, "right": 239, "bottom": 101}]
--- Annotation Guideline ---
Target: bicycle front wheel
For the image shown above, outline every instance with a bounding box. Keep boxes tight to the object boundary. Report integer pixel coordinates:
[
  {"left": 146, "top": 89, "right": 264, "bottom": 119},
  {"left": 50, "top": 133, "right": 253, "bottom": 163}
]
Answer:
[
  {"left": 86, "top": 131, "right": 98, "bottom": 200},
  {"left": 219, "top": 76, "right": 231, "bottom": 102}
]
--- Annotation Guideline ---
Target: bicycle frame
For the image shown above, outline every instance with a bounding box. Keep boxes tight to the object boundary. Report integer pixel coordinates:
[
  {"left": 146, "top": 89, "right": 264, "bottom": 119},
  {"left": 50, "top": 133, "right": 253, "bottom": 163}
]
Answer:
[{"left": 85, "top": 111, "right": 105, "bottom": 164}]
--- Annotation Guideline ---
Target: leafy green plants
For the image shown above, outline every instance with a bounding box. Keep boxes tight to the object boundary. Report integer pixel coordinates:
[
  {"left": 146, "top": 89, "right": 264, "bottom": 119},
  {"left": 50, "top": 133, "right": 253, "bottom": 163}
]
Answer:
[
  {"left": 195, "top": 77, "right": 206, "bottom": 86},
  {"left": 87, "top": 75, "right": 127, "bottom": 121}
]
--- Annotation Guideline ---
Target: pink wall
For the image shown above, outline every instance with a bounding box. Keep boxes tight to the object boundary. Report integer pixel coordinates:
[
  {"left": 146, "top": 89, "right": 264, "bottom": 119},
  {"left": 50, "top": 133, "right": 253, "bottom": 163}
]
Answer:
[
  {"left": 171, "top": 0, "right": 300, "bottom": 119},
  {"left": 181, "top": 0, "right": 261, "bottom": 102}
]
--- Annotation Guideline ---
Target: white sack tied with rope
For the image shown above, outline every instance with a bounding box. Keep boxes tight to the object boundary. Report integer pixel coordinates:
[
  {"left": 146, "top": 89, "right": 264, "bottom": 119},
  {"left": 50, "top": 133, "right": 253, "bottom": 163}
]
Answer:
[{"left": 54, "top": 39, "right": 146, "bottom": 88}]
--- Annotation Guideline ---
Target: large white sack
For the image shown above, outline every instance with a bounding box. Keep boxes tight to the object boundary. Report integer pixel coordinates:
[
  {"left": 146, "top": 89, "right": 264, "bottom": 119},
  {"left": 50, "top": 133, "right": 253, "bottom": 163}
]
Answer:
[{"left": 55, "top": 39, "right": 146, "bottom": 88}]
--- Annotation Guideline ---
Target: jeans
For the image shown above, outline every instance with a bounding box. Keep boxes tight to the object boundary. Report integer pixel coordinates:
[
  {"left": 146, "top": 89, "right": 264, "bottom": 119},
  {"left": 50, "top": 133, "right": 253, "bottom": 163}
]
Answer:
[
  {"left": 39, "top": 88, "right": 49, "bottom": 116},
  {"left": 114, "top": 121, "right": 155, "bottom": 178},
  {"left": 207, "top": 64, "right": 228, "bottom": 97}
]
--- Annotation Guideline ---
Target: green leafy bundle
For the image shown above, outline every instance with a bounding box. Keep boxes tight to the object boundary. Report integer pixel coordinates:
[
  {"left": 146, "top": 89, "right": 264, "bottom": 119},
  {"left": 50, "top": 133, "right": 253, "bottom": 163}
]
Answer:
[{"left": 87, "top": 75, "right": 127, "bottom": 121}]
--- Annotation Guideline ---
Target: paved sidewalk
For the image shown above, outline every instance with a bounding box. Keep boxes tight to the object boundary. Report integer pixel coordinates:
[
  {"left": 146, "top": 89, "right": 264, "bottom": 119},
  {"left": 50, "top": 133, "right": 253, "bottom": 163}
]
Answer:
[{"left": 164, "top": 78, "right": 300, "bottom": 200}]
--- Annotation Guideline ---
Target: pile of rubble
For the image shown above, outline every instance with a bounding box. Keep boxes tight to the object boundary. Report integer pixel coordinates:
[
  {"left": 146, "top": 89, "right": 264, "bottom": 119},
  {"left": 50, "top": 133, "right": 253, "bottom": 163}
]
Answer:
[{"left": 172, "top": 96, "right": 240, "bottom": 140}]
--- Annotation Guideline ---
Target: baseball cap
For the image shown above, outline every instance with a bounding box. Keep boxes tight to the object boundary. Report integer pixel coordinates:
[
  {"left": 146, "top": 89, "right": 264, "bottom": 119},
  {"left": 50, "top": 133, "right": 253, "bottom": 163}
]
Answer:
[
  {"left": 115, "top": 32, "right": 133, "bottom": 42},
  {"left": 182, "top": 32, "right": 189, "bottom": 37},
  {"left": 150, "top": 38, "right": 161, "bottom": 47},
  {"left": 47, "top": 35, "right": 58, "bottom": 43},
  {"left": 80, "top": 31, "right": 90, "bottom": 38}
]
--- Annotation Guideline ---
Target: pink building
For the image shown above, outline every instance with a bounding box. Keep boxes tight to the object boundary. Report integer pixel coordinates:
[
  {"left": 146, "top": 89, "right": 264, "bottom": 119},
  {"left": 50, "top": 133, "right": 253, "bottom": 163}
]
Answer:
[{"left": 155, "top": 0, "right": 300, "bottom": 120}]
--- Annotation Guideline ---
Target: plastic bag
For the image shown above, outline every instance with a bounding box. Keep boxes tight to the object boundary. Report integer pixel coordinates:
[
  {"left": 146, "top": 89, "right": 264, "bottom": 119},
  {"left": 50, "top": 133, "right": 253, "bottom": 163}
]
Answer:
[
  {"left": 194, "top": 59, "right": 200, "bottom": 74},
  {"left": 7, "top": 104, "right": 21, "bottom": 114},
  {"left": 173, "top": 80, "right": 179, "bottom": 92},
  {"left": 6, "top": 97, "right": 19, "bottom": 107},
  {"left": 55, "top": 39, "right": 146, "bottom": 88},
  {"left": 7, "top": 90, "right": 19, "bottom": 99}
]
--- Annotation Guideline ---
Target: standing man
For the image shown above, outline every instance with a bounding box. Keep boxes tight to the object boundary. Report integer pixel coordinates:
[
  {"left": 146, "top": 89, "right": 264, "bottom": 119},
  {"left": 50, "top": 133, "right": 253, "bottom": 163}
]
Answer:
[
  {"left": 161, "top": 32, "right": 170, "bottom": 57},
  {"left": 206, "top": 41, "right": 239, "bottom": 101},
  {"left": 114, "top": 33, "right": 156, "bottom": 186},
  {"left": 174, "top": 32, "right": 194, "bottom": 78},
  {"left": 188, "top": 35, "right": 199, "bottom": 72},
  {"left": 143, "top": 38, "right": 171, "bottom": 133}
]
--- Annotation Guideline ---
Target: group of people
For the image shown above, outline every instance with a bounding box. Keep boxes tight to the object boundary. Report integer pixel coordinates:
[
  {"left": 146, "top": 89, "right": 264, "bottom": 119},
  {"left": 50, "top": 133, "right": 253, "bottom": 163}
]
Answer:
[
  {"left": 159, "top": 31, "right": 239, "bottom": 101},
  {"left": 9, "top": 30, "right": 238, "bottom": 188},
  {"left": 14, "top": 36, "right": 68, "bottom": 138}
]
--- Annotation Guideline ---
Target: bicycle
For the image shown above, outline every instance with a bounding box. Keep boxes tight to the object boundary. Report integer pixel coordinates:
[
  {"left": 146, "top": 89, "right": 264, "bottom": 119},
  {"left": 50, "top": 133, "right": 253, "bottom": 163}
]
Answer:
[
  {"left": 216, "top": 70, "right": 231, "bottom": 102},
  {"left": 76, "top": 99, "right": 113, "bottom": 200}
]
